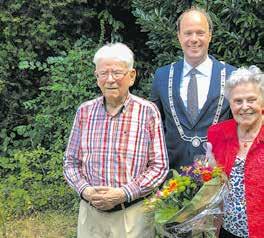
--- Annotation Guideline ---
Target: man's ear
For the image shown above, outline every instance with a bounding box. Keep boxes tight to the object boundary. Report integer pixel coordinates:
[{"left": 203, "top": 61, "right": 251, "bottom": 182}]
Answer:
[
  {"left": 177, "top": 31, "right": 180, "bottom": 40},
  {"left": 96, "top": 77, "right": 100, "bottom": 86},
  {"left": 94, "top": 71, "right": 99, "bottom": 86},
  {"left": 209, "top": 31, "right": 212, "bottom": 43},
  {"left": 129, "top": 69, "right": 136, "bottom": 87}
]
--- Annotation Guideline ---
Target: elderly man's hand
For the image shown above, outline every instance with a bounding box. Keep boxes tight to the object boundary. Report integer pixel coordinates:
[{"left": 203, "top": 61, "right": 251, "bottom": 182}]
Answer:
[
  {"left": 90, "top": 187, "right": 126, "bottom": 211},
  {"left": 81, "top": 187, "right": 98, "bottom": 202}
]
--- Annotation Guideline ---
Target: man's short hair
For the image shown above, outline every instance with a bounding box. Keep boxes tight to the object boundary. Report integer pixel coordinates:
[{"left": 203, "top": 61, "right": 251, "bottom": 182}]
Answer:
[
  {"left": 93, "top": 42, "right": 134, "bottom": 69},
  {"left": 176, "top": 7, "right": 213, "bottom": 33}
]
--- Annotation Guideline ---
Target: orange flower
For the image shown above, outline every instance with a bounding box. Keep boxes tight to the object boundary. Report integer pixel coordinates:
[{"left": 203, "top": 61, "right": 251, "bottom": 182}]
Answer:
[
  {"left": 168, "top": 180, "right": 178, "bottom": 192},
  {"left": 202, "top": 172, "right": 212, "bottom": 182}
]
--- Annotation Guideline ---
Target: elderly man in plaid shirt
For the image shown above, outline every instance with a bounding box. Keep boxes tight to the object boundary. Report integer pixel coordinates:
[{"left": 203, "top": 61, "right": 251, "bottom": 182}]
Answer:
[{"left": 63, "top": 42, "right": 169, "bottom": 238}]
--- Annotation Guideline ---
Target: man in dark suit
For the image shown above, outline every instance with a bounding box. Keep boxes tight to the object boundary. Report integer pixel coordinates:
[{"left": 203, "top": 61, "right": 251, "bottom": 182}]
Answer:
[{"left": 151, "top": 7, "right": 236, "bottom": 171}]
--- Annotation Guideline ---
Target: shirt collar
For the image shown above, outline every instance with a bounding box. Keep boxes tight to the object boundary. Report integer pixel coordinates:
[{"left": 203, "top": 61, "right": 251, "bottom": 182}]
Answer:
[
  {"left": 183, "top": 56, "right": 212, "bottom": 77},
  {"left": 100, "top": 92, "right": 132, "bottom": 114},
  {"left": 122, "top": 93, "right": 132, "bottom": 112}
]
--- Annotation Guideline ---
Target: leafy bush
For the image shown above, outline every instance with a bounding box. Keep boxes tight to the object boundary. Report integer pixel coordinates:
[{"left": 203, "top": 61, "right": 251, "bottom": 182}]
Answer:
[
  {"left": 0, "top": 0, "right": 99, "bottom": 156},
  {"left": 0, "top": 0, "right": 133, "bottom": 156},
  {"left": 17, "top": 37, "right": 100, "bottom": 151},
  {"left": 0, "top": 147, "right": 79, "bottom": 219}
]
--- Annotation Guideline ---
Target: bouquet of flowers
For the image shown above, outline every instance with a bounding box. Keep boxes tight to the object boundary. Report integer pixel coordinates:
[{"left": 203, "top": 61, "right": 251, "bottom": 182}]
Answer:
[{"left": 144, "top": 147, "right": 228, "bottom": 238}]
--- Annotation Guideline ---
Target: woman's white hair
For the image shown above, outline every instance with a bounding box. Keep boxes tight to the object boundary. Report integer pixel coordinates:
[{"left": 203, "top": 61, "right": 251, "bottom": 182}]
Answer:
[
  {"left": 93, "top": 42, "right": 134, "bottom": 69},
  {"left": 225, "top": 65, "right": 264, "bottom": 100}
]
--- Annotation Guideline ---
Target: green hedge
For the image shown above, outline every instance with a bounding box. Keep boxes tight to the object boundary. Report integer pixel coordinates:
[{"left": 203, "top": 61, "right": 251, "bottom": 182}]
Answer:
[
  {"left": 17, "top": 37, "right": 100, "bottom": 151},
  {"left": 0, "top": 147, "right": 78, "bottom": 220},
  {"left": 0, "top": 0, "right": 135, "bottom": 156}
]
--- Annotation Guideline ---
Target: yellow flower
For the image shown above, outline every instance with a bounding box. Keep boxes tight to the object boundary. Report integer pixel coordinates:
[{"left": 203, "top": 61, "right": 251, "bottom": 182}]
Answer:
[{"left": 162, "top": 188, "right": 170, "bottom": 198}]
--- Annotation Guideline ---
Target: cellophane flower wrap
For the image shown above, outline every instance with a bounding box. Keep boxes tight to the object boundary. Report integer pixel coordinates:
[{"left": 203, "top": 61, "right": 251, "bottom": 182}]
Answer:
[{"left": 144, "top": 144, "right": 229, "bottom": 238}]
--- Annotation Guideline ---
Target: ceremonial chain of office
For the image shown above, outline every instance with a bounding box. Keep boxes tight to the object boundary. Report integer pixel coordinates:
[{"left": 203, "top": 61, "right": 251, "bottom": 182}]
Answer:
[{"left": 168, "top": 62, "right": 226, "bottom": 148}]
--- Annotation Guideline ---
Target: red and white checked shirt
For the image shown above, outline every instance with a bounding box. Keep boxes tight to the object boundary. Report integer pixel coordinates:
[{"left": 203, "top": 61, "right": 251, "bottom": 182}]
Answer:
[{"left": 63, "top": 93, "right": 168, "bottom": 202}]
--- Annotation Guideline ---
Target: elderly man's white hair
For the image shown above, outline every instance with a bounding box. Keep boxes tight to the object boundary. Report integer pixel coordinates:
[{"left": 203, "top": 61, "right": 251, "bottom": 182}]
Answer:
[
  {"left": 225, "top": 65, "right": 264, "bottom": 100},
  {"left": 93, "top": 43, "right": 134, "bottom": 69}
]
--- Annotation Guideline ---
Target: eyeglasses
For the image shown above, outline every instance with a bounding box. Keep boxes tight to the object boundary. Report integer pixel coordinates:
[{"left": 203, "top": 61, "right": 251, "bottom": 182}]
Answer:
[{"left": 95, "top": 70, "right": 129, "bottom": 81}]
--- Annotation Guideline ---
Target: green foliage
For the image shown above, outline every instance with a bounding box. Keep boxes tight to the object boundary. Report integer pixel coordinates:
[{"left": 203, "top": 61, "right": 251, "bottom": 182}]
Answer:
[
  {"left": 0, "top": 0, "right": 95, "bottom": 155},
  {"left": 16, "top": 38, "right": 100, "bottom": 151},
  {"left": 0, "top": 0, "right": 129, "bottom": 155},
  {"left": 132, "top": 0, "right": 264, "bottom": 68},
  {"left": 207, "top": 0, "right": 264, "bottom": 67},
  {"left": 132, "top": 0, "right": 186, "bottom": 66},
  {"left": 0, "top": 147, "right": 79, "bottom": 218},
  {"left": 132, "top": 72, "right": 153, "bottom": 99}
]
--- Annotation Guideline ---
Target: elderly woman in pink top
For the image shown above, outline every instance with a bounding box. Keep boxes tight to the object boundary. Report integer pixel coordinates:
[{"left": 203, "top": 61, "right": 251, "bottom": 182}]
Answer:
[{"left": 208, "top": 66, "right": 264, "bottom": 238}]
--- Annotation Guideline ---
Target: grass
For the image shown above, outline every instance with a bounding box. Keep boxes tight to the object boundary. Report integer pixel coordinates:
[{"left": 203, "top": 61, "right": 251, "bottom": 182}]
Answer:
[{"left": 1, "top": 210, "right": 77, "bottom": 238}]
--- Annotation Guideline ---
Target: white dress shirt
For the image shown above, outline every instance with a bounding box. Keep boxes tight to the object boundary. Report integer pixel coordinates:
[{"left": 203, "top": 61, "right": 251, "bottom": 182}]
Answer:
[{"left": 180, "top": 56, "right": 213, "bottom": 111}]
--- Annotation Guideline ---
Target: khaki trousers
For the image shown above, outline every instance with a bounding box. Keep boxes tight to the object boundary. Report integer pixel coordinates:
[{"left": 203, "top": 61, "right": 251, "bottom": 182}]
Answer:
[{"left": 77, "top": 199, "right": 155, "bottom": 238}]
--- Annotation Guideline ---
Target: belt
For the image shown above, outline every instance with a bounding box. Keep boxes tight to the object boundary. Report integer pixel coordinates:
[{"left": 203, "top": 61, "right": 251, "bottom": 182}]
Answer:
[{"left": 87, "top": 196, "right": 145, "bottom": 213}]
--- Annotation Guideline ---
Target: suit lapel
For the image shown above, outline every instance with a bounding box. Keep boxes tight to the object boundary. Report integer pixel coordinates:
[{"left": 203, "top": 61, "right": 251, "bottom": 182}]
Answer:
[{"left": 172, "top": 61, "right": 194, "bottom": 128}]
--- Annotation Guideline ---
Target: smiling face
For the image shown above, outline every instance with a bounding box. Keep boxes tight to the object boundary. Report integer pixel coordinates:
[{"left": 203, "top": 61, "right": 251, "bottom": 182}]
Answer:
[
  {"left": 177, "top": 10, "right": 212, "bottom": 67},
  {"left": 229, "top": 82, "right": 264, "bottom": 130},
  {"left": 96, "top": 59, "right": 136, "bottom": 106}
]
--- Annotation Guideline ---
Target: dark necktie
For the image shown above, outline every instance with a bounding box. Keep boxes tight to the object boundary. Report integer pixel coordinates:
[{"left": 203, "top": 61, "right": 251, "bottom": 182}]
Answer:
[{"left": 187, "top": 68, "right": 199, "bottom": 120}]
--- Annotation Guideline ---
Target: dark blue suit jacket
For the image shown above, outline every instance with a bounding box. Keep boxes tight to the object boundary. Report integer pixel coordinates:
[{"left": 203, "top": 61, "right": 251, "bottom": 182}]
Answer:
[{"left": 151, "top": 56, "right": 236, "bottom": 170}]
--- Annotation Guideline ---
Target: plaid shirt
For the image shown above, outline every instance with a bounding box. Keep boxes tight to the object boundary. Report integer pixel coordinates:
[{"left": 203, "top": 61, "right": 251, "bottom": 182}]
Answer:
[{"left": 63, "top": 93, "right": 168, "bottom": 202}]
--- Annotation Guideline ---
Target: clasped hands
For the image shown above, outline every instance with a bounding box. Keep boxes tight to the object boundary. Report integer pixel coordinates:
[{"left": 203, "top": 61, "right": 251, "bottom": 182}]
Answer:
[{"left": 82, "top": 186, "right": 126, "bottom": 211}]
